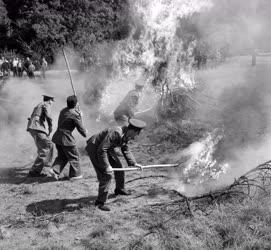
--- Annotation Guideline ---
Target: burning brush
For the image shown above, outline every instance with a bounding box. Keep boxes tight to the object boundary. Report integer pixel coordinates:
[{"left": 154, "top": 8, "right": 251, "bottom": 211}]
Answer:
[
  {"left": 182, "top": 129, "right": 229, "bottom": 183},
  {"left": 112, "top": 129, "right": 229, "bottom": 187},
  {"left": 158, "top": 129, "right": 230, "bottom": 184}
]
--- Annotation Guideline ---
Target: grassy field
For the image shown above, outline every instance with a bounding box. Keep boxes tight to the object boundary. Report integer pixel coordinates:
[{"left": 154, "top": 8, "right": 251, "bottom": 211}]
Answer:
[{"left": 0, "top": 56, "right": 271, "bottom": 249}]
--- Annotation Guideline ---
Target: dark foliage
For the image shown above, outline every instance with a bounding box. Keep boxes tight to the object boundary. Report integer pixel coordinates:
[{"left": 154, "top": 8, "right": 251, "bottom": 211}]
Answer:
[{"left": 1, "top": 0, "right": 130, "bottom": 61}]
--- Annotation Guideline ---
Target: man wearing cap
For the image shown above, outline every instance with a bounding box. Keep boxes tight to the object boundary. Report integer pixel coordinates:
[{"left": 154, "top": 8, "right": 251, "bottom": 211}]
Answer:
[
  {"left": 27, "top": 95, "right": 54, "bottom": 177},
  {"left": 49, "top": 95, "right": 87, "bottom": 180},
  {"left": 113, "top": 83, "right": 144, "bottom": 126},
  {"left": 85, "top": 118, "right": 146, "bottom": 211}
]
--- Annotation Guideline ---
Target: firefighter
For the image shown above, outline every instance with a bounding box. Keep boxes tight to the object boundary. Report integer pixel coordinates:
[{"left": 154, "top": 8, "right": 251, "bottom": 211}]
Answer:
[
  {"left": 113, "top": 83, "right": 144, "bottom": 126},
  {"left": 49, "top": 95, "right": 87, "bottom": 180},
  {"left": 27, "top": 95, "right": 54, "bottom": 177},
  {"left": 85, "top": 118, "right": 146, "bottom": 211}
]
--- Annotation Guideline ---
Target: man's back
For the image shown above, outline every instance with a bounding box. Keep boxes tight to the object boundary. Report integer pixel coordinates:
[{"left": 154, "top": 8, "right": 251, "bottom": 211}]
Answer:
[
  {"left": 88, "top": 126, "right": 123, "bottom": 148},
  {"left": 52, "top": 107, "right": 86, "bottom": 146},
  {"left": 27, "top": 102, "right": 52, "bottom": 133},
  {"left": 114, "top": 90, "right": 140, "bottom": 118}
]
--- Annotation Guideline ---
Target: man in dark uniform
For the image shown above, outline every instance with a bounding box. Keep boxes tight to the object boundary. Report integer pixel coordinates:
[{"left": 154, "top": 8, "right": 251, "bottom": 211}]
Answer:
[
  {"left": 85, "top": 118, "right": 146, "bottom": 211},
  {"left": 27, "top": 95, "right": 54, "bottom": 177},
  {"left": 49, "top": 95, "right": 87, "bottom": 180},
  {"left": 113, "top": 83, "right": 144, "bottom": 126}
]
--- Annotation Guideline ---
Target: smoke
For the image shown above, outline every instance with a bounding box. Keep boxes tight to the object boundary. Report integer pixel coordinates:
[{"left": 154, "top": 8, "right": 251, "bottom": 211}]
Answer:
[
  {"left": 93, "top": 0, "right": 271, "bottom": 194},
  {"left": 147, "top": 0, "right": 271, "bottom": 195},
  {"left": 1, "top": 0, "right": 270, "bottom": 198},
  {"left": 165, "top": 56, "right": 271, "bottom": 196},
  {"left": 194, "top": 0, "right": 271, "bottom": 52},
  {"left": 96, "top": 0, "right": 213, "bottom": 118},
  {"left": 0, "top": 51, "right": 110, "bottom": 169}
]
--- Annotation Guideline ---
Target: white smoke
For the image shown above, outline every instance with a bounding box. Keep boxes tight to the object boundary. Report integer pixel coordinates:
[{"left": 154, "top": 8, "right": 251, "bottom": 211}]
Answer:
[{"left": 99, "top": 0, "right": 213, "bottom": 117}]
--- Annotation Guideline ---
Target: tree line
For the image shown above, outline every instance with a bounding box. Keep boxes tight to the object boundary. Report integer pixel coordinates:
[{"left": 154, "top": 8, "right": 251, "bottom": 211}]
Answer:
[{"left": 0, "top": 0, "right": 130, "bottom": 63}]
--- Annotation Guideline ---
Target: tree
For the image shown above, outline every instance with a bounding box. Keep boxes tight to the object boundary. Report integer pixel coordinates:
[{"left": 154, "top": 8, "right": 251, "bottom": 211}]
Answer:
[
  {"left": 0, "top": 0, "right": 10, "bottom": 50},
  {"left": 2, "top": 0, "right": 130, "bottom": 61}
]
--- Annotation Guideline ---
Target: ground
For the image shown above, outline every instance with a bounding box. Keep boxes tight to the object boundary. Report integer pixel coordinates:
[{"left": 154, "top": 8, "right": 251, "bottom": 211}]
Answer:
[
  {"left": 1, "top": 56, "right": 271, "bottom": 249},
  {"left": 0, "top": 151, "right": 184, "bottom": 250}
]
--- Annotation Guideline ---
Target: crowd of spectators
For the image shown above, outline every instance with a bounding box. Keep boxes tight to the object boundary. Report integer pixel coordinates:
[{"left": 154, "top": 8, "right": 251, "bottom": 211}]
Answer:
[{"left": 0, "top": 56, "right": 48, "bottom": 79}]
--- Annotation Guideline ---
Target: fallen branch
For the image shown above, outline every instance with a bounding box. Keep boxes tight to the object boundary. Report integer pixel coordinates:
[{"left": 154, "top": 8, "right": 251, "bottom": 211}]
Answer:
[{"left": 129, "top": 160, "right": 271, "bottom": 247}]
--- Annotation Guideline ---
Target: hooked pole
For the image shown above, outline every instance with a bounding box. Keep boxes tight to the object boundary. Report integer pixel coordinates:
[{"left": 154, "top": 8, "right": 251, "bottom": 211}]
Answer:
[
  {"left": 112, "top": 163, "right": 179, "bottom": 172},
  {"left": 62, "top": 48, "right": 76, "bottom": 96}
]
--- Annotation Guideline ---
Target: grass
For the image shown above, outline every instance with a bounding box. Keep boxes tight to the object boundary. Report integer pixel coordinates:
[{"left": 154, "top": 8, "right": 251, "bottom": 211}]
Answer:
[
  {"left": 2, "top": 56, "right": 271, "bottom": 249},
  {"left": 38, "top": 246, "right": 69, "bottom": 250},
  {"left": 124, "top": 194, "right": 271, "bottom": 250},
  {"left": 6, "top": 180, "right": 267, "bottom": 248}
]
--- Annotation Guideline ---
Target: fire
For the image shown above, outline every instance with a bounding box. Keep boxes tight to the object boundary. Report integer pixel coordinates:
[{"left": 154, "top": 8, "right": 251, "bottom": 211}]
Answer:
[
  {"left": 183, "top": 130, "right": 229, "bottom": 183},
  {"left": 99, "top": 0, "right": 213, "bottom": 117}
]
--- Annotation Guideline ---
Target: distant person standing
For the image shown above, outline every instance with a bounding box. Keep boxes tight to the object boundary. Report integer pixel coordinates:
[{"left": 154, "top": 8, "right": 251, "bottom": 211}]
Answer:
[
  {"left": 0, "top": 57, "right": 3, "bottom": 70},
  {"left": 113, "top": 83, "right": 144, "bottom": 126},
  {"left": 41, "top": 57, "right": 48, "bottom": 78},
  {"left": 28, "top": 62, "right": 35, "bottom": 78},
  {"left": 49, "top": 95, "right": 87, "bottom": 180},
  {"left": 1, "top": 58, "right": 10, "bottom": 76},
  {"left": 23, "top": 57, "right": 31, "bottom": 77},
  {"left": 79, "top": 57, "right": 85, "bottom": 72},
  {"left": 17, "top": 59, "right": 23, "bottom": 77},
  {"left": 27, "top": 95, "right": 55, "bottom": 177},
  {"left": 12, "top": 58, "right": 18, "bottom": 77}
]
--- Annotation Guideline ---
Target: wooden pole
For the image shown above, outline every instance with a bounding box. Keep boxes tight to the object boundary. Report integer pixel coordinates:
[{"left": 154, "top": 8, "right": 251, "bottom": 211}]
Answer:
[
  {"left": 112, "top": 163, "right": 179, "bottom": 172},
  {"left": 62, "top": 48, "right": 76, "bottom": 96}
]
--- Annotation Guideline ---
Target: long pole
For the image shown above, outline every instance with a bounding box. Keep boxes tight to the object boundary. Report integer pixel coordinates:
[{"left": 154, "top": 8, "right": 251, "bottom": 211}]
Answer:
[
  {"left": 112, "top": 163, "right": 179, "bottom": 172},
  {"left": 62, "top": 48, "right": 76, "bottom": 96}
]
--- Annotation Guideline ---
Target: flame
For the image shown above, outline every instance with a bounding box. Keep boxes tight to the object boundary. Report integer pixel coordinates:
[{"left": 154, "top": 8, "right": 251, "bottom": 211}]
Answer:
[
  {"left": 99, "top": 0, "right": 213, "bottom": 116},
  {"left": 183, "top": 130, "right": 229, "bottom": 183}
]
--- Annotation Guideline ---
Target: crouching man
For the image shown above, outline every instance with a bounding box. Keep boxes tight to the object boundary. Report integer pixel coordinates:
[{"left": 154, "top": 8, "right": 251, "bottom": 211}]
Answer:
[
  {"left": 49, "top": 95, "right": 87, "bottom": 180},
  {"left": 85, "top": 118, "right": 146, "bottom": 211}
]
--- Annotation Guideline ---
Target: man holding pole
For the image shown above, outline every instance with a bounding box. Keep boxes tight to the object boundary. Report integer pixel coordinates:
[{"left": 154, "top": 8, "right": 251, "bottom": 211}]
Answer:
[
  {"left": 85, "top": 118, "right": 146, "bottom": 211},
  {"left": 49, "top": 95, "right": 87, "bottom": 180}
]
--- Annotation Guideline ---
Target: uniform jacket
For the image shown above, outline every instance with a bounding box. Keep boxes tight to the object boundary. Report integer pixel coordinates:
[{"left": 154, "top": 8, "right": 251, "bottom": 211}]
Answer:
[
  {"left": 27, "top": 102, "right": 52, "bottom": 134},
  {"left": 114, "top": 90, "right": 140, "bottom": 119},
  {"left": 52, "top": 107, "right": 87, "bottom": 146},
  {"left": 87, "top": 126, "right": 136, "bottom": 169}
]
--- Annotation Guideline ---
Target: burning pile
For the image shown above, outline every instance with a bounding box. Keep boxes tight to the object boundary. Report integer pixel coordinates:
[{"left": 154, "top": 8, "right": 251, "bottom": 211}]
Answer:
[
  {"left": 182, "top": 129, "right": 229, "bottom": 183},
  {"left": 98, "top": 0, "right": 213, "bottom": 117}
]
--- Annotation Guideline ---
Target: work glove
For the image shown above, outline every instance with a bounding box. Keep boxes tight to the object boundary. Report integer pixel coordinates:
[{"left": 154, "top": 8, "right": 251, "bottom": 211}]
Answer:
[
  {"left": 105, "top": 165, "right": 113, "bottom": 173},
  {"left": 135, "top": 163, "right": 143, "bottom": 171}
]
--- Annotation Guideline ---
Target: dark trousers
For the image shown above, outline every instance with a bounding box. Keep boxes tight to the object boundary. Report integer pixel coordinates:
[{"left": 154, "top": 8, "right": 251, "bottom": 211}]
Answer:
[
  {"left": 85, "top": 142, "right": 124, "bottom": 203},
  {"left": 17, "top": 68, "right": 23, "bottom": 77},
  {"left": 52, "top": 144, "right": 81, "bottom": 177},
  {"left": 29, "top": 130, "right": 53, "bottom": 173},
  {"left": 28, "top": 71, "right": 35, "bottom": 78}
]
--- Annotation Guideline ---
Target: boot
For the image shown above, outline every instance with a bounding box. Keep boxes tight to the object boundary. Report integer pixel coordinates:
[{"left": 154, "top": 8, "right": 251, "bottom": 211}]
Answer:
[
  {"left": 27, "top": 171, "right": 47, "bottom": 178},
  {"left": 114, "top": 189, "right": 131, "bottom": 196},
  {"left": 95, "top": 201, "right": 110, "bottom": 211}
]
